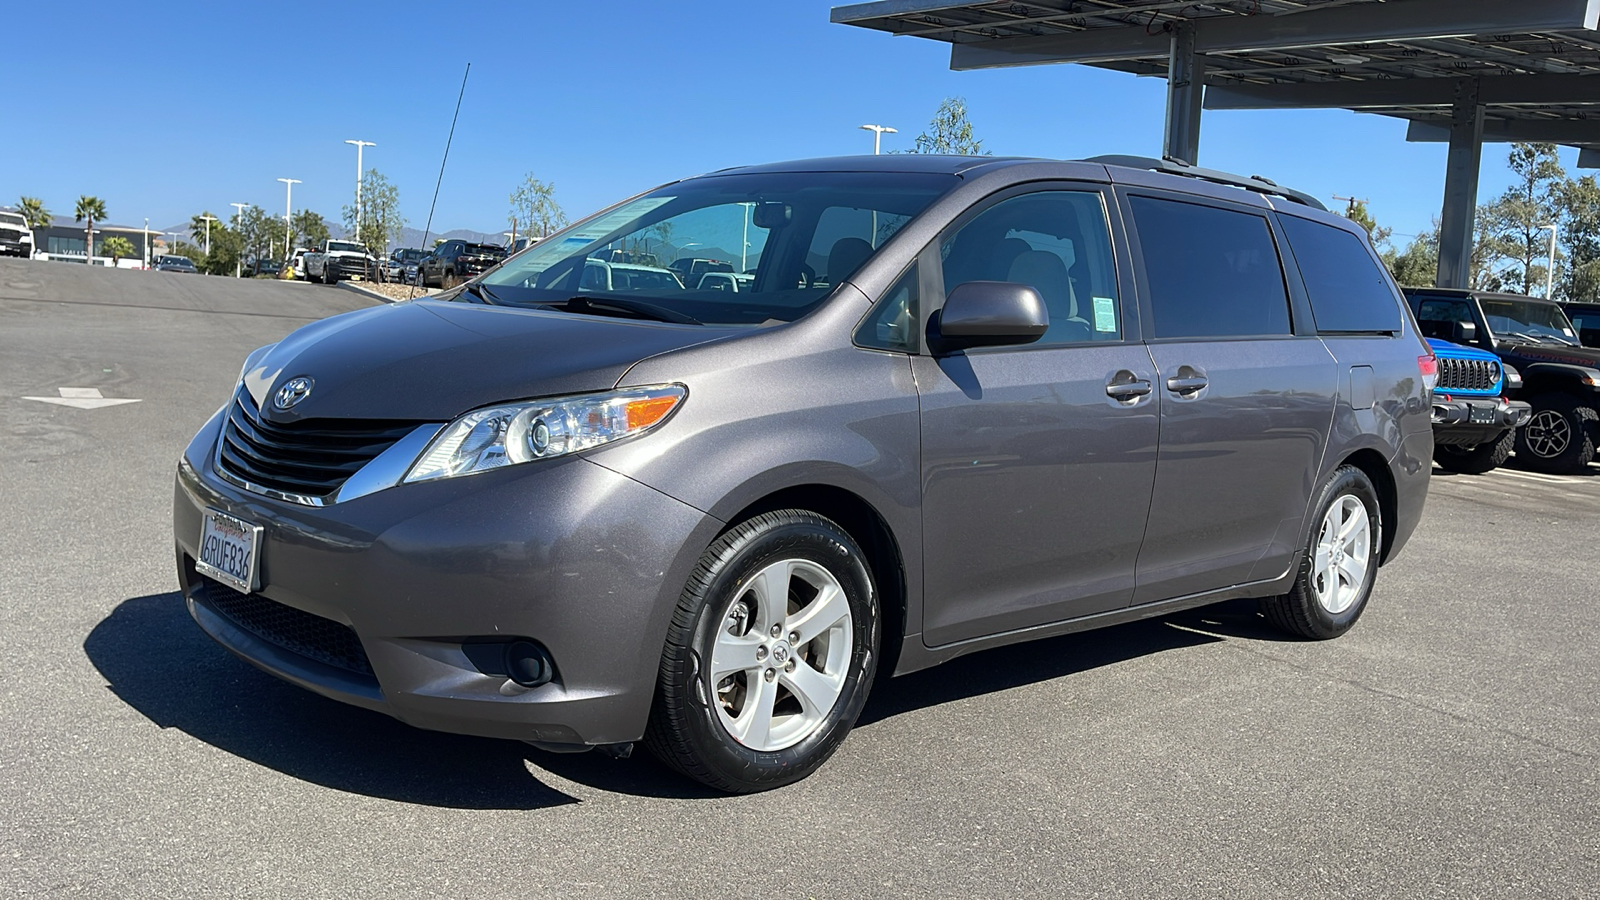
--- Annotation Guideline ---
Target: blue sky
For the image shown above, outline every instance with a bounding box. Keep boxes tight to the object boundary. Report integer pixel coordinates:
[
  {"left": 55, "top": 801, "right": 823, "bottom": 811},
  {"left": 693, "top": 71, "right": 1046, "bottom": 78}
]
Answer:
[{"left": 5, "top": 1, "right": 1582, "bottom": 244}]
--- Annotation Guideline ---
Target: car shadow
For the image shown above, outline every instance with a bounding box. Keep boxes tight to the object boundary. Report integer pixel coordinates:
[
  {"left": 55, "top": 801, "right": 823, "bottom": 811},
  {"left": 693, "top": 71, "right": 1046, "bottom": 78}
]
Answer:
[
  {"left": 84, "top": 591, "right": 579, "bottom": 810},
  {"left": 86, "top": 593, "right": 1280, "bottom": 802}
]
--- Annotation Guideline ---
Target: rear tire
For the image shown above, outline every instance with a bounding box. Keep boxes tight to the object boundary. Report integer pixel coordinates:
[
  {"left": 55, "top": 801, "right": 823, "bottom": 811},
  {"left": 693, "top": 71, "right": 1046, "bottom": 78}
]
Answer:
[
  {"left": 1516, "top": 393, "right": 1596, "bottom": 474},
  {"left": 1260, "top": 465, "right": 1382, "bottom": 640},
  {"left": 442, "top": 270, "right": 458, "bottom": 290},
  {"left": 1434, "top": 429, "right": 1514, "bottom": 474},
  {"left": 644, "top": 510, "right": 880, "bottom": 793}
]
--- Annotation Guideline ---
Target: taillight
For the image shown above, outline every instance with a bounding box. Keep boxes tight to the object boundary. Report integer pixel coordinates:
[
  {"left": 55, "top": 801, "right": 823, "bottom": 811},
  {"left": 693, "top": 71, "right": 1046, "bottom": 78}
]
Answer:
[{"left": 1418, "top": 353, "right": 1438, "bottom": 391}]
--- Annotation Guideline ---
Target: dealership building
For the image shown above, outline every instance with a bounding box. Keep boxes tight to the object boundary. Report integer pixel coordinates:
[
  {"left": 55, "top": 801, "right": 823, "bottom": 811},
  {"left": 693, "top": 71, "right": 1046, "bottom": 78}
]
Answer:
[{"left": 31, "top": 216, "right": 168, "bottom": 265}]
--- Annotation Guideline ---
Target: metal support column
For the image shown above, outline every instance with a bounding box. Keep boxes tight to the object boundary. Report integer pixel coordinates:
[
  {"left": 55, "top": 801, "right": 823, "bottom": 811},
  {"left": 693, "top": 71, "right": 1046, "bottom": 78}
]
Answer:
[
  {"left": 1163, "top": 24, "right": 1205, "bottom": 165},
  {"left": 1436, "top": 79, "right": 1484, "bottom": 289}
]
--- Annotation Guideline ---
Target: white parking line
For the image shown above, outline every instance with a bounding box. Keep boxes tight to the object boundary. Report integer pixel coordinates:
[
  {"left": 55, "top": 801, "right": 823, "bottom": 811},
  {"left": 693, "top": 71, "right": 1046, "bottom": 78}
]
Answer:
[
  {"left": 1492, "top": 468, "right": 1593, "bottom": 485},
  {"left": 21, "top": 387, "right": 142, "bottom": 410}
]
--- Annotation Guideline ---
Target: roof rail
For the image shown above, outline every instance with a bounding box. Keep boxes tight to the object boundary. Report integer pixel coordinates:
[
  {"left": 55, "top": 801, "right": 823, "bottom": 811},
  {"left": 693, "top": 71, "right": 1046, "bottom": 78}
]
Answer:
[{"left": 1084, "top": 155, "right": 1327, "bottom": 211}]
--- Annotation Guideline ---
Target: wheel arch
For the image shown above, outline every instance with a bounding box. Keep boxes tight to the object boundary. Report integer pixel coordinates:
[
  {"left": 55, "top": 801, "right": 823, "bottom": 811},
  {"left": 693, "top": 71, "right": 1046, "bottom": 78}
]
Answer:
[
  {"left": 1337, "top": 447, "right": 1398, "bottom": 565},
  {"left": 721, "top": 484, "right": 908, "bottom": 680}
]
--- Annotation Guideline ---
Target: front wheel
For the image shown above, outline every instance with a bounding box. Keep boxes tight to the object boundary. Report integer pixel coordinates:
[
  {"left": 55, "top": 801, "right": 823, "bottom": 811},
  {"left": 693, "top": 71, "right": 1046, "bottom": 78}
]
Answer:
[
  {"left": 645, "top": 510, "right": 880, "bottom": 793},
  {"left": 1434, "top": 429, "right": 1514, "bottom": 474},
  {"left": 1260, "top": 465, "right": 1382, "bottom": 640},
  {"left": 1516, "top": 393, "right": 1596, "bottom": 474}
]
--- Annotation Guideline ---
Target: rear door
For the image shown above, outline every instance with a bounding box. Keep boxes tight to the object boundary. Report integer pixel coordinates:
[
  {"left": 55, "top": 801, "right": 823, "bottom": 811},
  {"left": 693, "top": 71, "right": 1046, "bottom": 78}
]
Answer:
[
  {"left": 1120, "top": 191, "right": 1338, "bottom": 603},
  {"left": 914, "top": 185, "right": 1161, "bottom": 646}
]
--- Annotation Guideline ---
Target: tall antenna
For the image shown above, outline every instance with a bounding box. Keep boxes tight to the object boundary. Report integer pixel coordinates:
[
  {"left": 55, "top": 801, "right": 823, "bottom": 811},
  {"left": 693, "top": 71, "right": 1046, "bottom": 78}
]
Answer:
[
  {"left": 1332, "top": 194, "right": 1369, "bottom": 216},
  {"left": 411, "top": 63, "right": 471, "bottom": 300}
]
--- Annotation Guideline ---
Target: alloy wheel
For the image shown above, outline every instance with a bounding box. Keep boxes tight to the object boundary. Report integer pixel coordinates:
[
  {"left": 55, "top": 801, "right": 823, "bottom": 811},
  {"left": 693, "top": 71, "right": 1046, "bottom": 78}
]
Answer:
[
  {"left": 1311, "top": 495, "right": 1370, "bottom": 615},
  {"left": 708, "top": 558, "right": 853, "bottom": 752},
  {"left": 1524, "top": 409, "right": 1572, "bottom": 458}
]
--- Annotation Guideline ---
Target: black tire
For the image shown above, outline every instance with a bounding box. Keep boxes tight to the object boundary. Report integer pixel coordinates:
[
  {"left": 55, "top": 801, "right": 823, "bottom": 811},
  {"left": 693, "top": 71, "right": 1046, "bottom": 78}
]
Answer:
[
  {"left": 1434, "top": 429, "right": 1514, "bottom": 474},
  {"left": 442, "top": 270, "right": 458, "bottom": 290},
  {"left": 307, "top": 268, "right": 322, "bottom": 284},
  {"left": 1260, "top": 465, "right": 1382, "bottom": 640},
  {"left": 1516, "top": 393, "right": 1596, "bottom": 474},
  {"left": 644, "top": 510, "right": 880, "bottom": 793}
]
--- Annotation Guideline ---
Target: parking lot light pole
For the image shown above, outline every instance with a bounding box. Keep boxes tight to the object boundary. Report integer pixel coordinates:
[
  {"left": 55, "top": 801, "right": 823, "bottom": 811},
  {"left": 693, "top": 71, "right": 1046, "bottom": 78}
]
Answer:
[
  {"left": 230, "top": 203, "right": 248, "bottom": 277},
  {"left": 859, "top": 124, "right": 896, "bottom": 155},
  {"left": 200, "top": 214, "right": 217, "bottom": 256},
  {"left": 345, "top": 139, "right": 375, "bottom": 242},
  {"left": 277, "top": 178, "right": 300, "bottom": 262},
  {"left": 143, "top": 218, "right": 150, "bottom": 269}
]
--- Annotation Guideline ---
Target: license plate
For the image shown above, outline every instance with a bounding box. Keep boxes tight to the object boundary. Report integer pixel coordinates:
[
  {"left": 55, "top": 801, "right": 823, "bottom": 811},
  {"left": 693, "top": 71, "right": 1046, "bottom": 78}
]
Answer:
[
  {"left": 196, "top": 508, "right": 263, "bottom": 594},
  {"left": 1469, "top": 405, "right": 1497, "bottom": 425}
]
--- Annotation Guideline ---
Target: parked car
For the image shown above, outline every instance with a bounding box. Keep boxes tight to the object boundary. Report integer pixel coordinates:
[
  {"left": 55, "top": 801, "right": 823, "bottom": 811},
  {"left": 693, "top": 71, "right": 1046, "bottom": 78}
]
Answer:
[
  {"left": 175, "top": 155, "right": 1432, "bottom": 793},
  {"left": 417, "top": 240, "right": 507, "bottom": 288},
  {"left": 289, "top": 248, "right": 311, "bottom": 279},
  {"left": 1561, "top": 301, "right": 1600, "bottom": 348},
  {"left": 304, "top": 239, "right": 376, "bottom": 284},
  {"left": 0, "top": 209, "right": 35, "bottom": 258},
  {"left": 668, "top": 256, "right": 734, "bottom": 286},
  {"left": 1427, "top": 338, "right": 1531, "bottom": 474},
  {"left": 253, "top": 259, "right": 283, "bottom": 277},
  {"left": 696, "top": 272, "right": 755, "bottom": 292},
  {"left": 386, "top": 248, "right": 427, "bottom": 283},
  {"left": 153, "top": 255, "right": 198, "bottom": 273},
  {"left": 580, "top": 259, "right": 685, "bottom": 292},
  {"left": 1405, "top": 287, "right": 1600, "bottom": 473}
]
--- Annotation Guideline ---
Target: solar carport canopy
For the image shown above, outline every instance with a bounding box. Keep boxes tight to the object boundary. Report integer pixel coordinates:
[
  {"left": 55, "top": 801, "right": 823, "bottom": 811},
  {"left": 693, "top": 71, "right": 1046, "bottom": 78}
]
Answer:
[{"left": 832, "top": 0, "right": 1600, "bottom": 287}]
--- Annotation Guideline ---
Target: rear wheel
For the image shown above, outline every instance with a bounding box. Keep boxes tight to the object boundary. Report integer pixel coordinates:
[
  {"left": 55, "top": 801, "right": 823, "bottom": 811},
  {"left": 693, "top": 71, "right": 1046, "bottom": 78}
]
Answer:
[
  {"left": 644, "top": 510, "right": 879, "bottom": 793},
  {"left": 1434, "top": 429, "right": 1514, "bottom": 474},
  {"left": 1261, "top": 465, "right": 1381, "bottom": 640},
  {"left": 442, "top": 270, "right": 458, "bottom": 290},
  {"left": 1516, "top": 393, "right": 1596, "bottom": 474}
]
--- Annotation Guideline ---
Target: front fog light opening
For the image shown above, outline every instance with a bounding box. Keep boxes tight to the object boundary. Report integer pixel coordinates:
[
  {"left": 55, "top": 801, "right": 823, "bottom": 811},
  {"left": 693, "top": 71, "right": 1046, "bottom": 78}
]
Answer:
[{"left": 506, "top": 641, "right": 554, "bottom": 688}]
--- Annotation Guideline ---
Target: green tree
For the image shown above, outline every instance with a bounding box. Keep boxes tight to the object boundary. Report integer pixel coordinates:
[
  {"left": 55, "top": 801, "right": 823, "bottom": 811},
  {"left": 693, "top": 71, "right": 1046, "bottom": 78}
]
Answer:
[
  {"left": 171, "top": 241, "right": 205, "bottom": 265},
  {"left": 101, "top": 235, "right": 134, "bottom": 265},
  {"left": 342, "top": 168, "right": 406, "bottom": 257},
  {"left": 1477, "top": 143, "right": 1566, "bottom": 296},
  {"left": 74, "top": 195, "right": 107, "bottom": 261},
  {"left": 509, "top": 173, "right": 567, "bottom": 240},
  {"left": 290, "top": 209, "right": 330, "bottom": 254},
  {"left": 1342, "top": 200, "right": 1393, "bottom": 252},
  {"left": 188, "top": 211, "right": 224, "bottom": 254},
  {"left": 1558, "top": 174, "right": 1600, "bottom": 301},
  {"left": 17, "top": 196, "right": 51, "bottom": 232},
  {"left": 1387, "top": 224, "right": 1440, "bottom": 288},
  {"left": 907, "top": 97, "right": 988, "bottom": 155}
]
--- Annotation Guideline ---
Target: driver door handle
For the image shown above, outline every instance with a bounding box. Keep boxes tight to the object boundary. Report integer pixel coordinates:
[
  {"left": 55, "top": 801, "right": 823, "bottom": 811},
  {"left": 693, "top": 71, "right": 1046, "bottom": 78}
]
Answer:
[{"left": 1105, "top": 379, "right": 1152, "bottom": 400}]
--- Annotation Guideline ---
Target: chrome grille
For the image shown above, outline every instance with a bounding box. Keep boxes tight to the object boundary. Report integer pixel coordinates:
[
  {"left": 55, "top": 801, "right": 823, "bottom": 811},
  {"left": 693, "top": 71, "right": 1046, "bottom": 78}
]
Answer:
[
  {"left": 216, "top": 389, "right": 420, "bottom": 500},
  {"left": 1436, "top": 356, "right": 1500, "bottom": 392}
]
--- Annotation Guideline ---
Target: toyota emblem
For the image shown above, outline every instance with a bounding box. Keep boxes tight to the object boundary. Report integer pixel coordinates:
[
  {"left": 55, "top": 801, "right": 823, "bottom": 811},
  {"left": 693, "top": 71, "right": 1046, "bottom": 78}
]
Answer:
[{"left": 274, "top": 376, "right": 314, "bottom": 411}]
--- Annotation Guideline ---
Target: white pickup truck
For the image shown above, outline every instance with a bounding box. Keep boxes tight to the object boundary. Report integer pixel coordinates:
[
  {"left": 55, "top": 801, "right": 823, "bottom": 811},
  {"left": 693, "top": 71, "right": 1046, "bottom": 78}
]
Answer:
[
  {"left": 303, "top": 239, "right": 376, "bottom": 284},
  {"left": 0, "top": 209, "right": 35, "bottom": 259}
]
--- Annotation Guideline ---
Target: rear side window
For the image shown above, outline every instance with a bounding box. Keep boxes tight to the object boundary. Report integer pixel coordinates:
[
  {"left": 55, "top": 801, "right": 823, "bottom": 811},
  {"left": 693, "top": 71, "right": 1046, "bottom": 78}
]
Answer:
[
  {"left": 1129, "top": 196, "right": 1290, "bottom": 339},
  {"left": 1280, "top": 216, "right": 1401, "bottom": 333}
]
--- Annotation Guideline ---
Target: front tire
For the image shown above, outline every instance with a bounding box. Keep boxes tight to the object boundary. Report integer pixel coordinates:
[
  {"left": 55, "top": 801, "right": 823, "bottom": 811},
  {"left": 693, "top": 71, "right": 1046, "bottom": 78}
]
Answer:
[
  {"left": 645, "top": 510, "right": 880, "bottom": 793},
  {"left": 1434, "top": 429, "right": 1514, "bottom": 474},
  {"left": 1516, "top": 393, "right": 1596, "bottom": 474},
  {"left": 1260, "top": 465, "right": 1382, "bottom": 640}
]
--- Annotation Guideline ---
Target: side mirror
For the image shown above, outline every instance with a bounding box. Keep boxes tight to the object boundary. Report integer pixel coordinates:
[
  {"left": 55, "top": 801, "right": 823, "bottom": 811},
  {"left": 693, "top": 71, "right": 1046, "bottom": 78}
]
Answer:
[
  {"left": 929, "top": 281, "right": 1049, "bottom": 354},
  {"left": 1456, "top": 320, "right": 1477, "bottom": 343}
]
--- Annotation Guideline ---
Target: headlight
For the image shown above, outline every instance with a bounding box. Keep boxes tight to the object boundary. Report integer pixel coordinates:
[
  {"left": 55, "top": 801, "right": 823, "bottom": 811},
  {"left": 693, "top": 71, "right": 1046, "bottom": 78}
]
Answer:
[{"left": 403, "top": 384, "right": 685, "bottom": 483}]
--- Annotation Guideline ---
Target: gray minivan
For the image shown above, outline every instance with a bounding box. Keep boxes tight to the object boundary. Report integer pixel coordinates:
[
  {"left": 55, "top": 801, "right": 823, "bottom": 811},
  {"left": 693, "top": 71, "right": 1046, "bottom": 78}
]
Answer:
[{"left": 174, "top": 155, "right": 1434, "bottom": 792}]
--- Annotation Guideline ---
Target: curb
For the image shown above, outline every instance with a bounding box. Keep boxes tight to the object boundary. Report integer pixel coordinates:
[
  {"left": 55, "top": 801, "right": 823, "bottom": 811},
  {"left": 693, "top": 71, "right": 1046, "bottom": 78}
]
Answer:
[{"left": 335, "top": 280, "right": 440, "bottom": 304}]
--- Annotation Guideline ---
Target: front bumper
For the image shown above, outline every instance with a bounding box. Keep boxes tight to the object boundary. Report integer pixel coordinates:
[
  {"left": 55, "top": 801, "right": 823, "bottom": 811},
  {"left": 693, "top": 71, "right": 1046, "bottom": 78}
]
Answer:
[
  {"left": 328, "top": 256, "right": 373, "bottom": 279},
  {"left": 0, "top": 241, "right": 30, "bottom": 257},
  {"left": 1430, "top": 396, "right": 1532, "bottom": 445},
  {"left": 173, "top": 410, "right": 719, "bottom": 745}
]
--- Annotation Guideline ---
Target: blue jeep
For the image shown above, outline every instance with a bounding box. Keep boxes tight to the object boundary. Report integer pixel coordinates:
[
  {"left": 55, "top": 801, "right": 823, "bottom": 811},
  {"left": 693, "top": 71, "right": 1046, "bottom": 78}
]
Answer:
[{"left": 1430, "top": 338, "right": 1532, "bottom": 474}]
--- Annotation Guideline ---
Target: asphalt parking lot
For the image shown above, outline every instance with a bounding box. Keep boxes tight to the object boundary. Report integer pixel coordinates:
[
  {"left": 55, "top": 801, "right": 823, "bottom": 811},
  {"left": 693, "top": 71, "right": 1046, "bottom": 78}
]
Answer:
[{"left": 2, "top": 257, "right": 1597, "bottom": 898}]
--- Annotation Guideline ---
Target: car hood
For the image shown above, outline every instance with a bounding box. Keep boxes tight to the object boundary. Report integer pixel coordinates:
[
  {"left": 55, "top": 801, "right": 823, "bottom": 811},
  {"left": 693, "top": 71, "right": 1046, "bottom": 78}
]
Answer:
[
  {"left": 1427, "top": 338, "right": 1498, "bottom": 362},
  {"left": 1496, "top": 341, "right": 1600, "bottom": 369},
  {"left": 243, "top": 299, "right": 738, "bottom": 423}
]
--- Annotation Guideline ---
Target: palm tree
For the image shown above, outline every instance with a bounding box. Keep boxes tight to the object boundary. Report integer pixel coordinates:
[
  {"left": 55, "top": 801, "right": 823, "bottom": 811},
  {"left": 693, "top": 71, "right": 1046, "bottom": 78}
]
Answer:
[
  {"left": 102, "top": 235, "right": 134, "bottom": 265},
  {"left": 17, "top": 196, "right": 51, "bottom": 233},
  {"left": 74, "top": 195, "right": 107, "bottom": 262}
]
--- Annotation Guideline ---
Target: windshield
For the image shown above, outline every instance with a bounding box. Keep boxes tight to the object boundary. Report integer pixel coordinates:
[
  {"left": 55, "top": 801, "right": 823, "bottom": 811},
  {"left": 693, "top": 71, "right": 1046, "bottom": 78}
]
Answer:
[
  {"left": 1479, "top": 298, "right": 1577, "bottom": 343},
  {"left": 328, "top": 241, "right": 363, "bottom": 253},
  {"left": 476, "top": 171, "right": 956, "bottom": 325}
]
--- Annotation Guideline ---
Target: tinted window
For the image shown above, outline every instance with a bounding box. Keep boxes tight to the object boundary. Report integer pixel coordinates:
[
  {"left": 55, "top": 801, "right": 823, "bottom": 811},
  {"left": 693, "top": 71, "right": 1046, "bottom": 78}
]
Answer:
[
  {"left": 1130, "top": 196, "right": 1290, "bottom": 339},
  {"left": 808, "top": 206, "right": 915, "bottom": 288},
  {"left": 1411, "top": 297, "right": 1476, "bottom": 342},
  {"left": 940, "top": 190, "right": 1122, "bottom": 345},
  {"left": 1280, "top": 216, "right": 1401, "bottom": 333}
]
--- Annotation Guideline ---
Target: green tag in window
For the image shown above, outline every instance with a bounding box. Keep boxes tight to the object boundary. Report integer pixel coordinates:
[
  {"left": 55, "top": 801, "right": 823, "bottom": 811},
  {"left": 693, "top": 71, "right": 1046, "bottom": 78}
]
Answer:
[{"left": 1093, "top": 297, "right": 1117, "bottom": 333}]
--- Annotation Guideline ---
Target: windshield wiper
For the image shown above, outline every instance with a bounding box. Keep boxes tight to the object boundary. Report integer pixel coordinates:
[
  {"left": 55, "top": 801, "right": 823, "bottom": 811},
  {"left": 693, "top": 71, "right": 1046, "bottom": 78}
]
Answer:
[
  {"left": 455, "top": 281, "right": 501, "bottom": 304},
  {"left": 1500, "top": 330, "right": 1542, "bottom": 345},
  {"left": 561, "top": 295, "right": 702, "bottom": 325},
  {"left": 1540, "top": 333, "right": 1578, "bottom": 346}
]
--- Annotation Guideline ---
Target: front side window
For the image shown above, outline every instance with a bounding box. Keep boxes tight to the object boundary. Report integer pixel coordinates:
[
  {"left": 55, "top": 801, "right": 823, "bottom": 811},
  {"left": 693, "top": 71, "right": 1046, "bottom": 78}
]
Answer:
[
  {"left": 1413, "top": 297, "right": 1476, "bottom": 342},
  {"left": 478, "top": 172, "right": 955, "bottom": 326},
  {"left": 1130, "top": 196, "right": 1291, "bottom": 340},
  {"left": 939, "top": 190, "right": 1122, "bottom": 345}
]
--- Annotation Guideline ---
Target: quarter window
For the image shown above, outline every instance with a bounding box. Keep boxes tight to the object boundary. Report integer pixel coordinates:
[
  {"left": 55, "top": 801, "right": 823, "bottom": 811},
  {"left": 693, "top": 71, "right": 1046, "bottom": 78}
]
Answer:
[
  {"left": 855, "top": 263, "right": 919, "bottom": 353},
  {"left": 939, "top": 190, "right": 1122, "bottom": 345},
  {"left": 1129, "top": 196, "right": 1291, "bottom": 339},
  {"left": 1279, "top": 215, "right": 1401, "bottom": 333}
]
